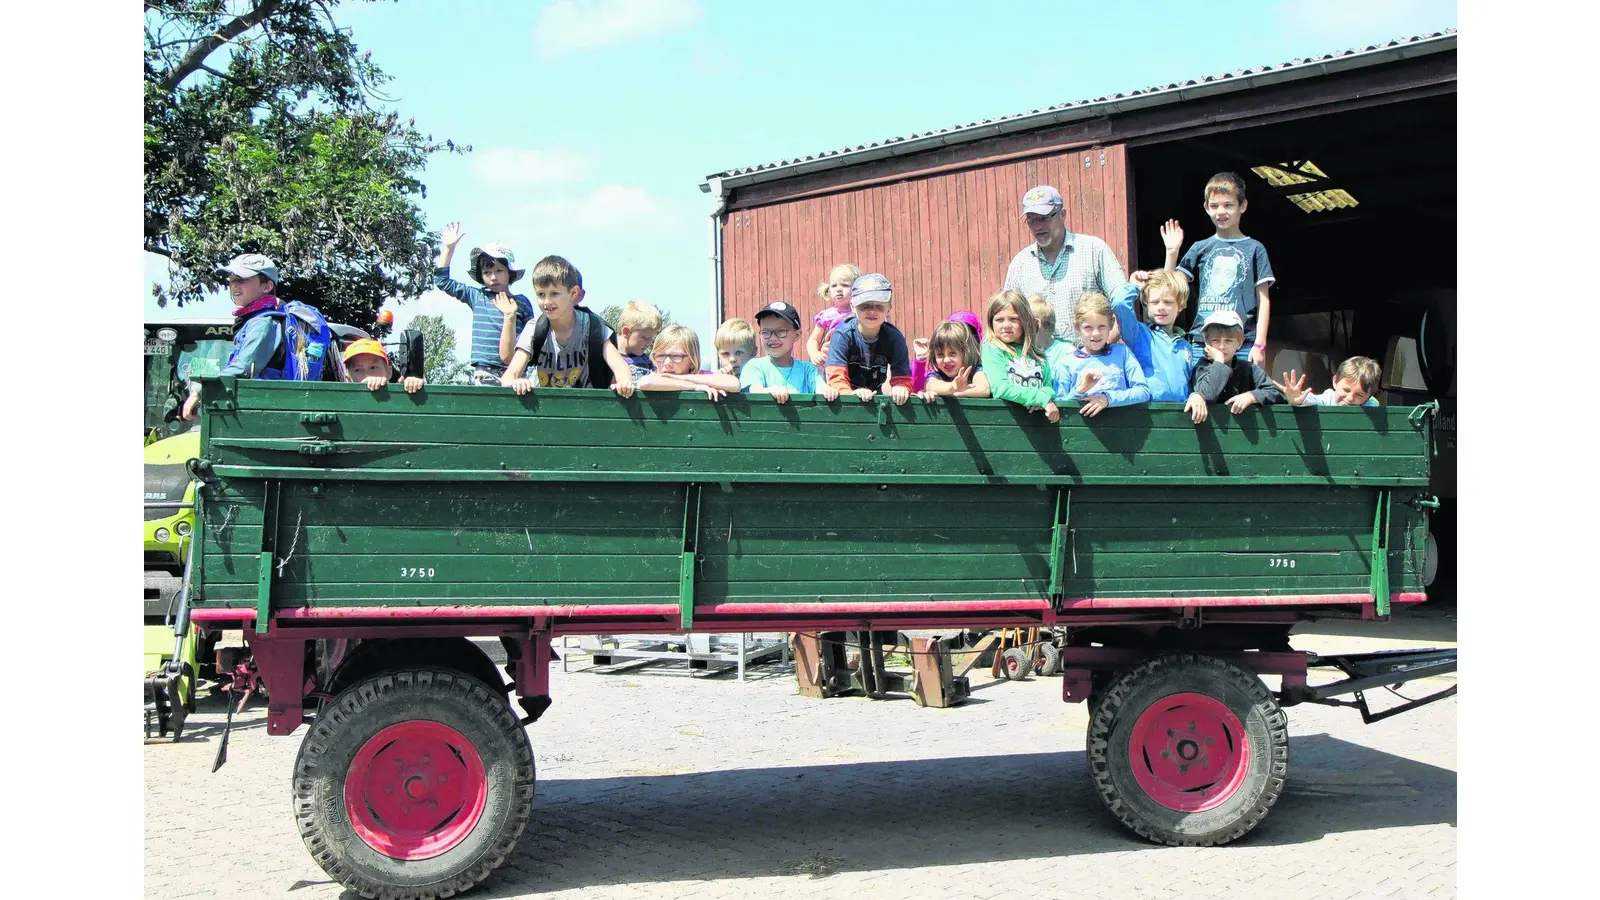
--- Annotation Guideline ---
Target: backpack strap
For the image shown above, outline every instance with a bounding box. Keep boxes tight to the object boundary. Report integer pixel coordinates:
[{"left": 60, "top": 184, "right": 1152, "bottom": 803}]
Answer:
[{"left": 583, "top": 308, "right": 608, "bottom": 388}]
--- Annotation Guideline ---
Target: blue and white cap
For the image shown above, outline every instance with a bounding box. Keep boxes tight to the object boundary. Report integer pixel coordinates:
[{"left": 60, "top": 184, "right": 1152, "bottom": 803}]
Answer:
[{"left": 850, "top": 273, "right": 892, "bottom": 307}]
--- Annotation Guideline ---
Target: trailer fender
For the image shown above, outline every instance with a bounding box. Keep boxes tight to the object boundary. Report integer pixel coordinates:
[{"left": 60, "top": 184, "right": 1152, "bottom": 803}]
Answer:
[{"left": 327, "top": 638, "right": 506, "bottom": 699}]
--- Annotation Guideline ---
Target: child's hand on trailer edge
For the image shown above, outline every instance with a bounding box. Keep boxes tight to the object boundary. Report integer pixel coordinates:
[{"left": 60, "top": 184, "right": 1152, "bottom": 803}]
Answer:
[
  {"left": 853, "top": 387, "right": 875, "bottom": 402},
  {"left": 1227, "top": 392, "right": 1258, "bottom": 414},
  {"left": 819, "top": 382, "right": 841, "bottom": 402},
  {"left": 1080, "top": 394, "right": 1109, "bottom": 418},
  {"left": 503, "top": 375, "right": 535, "bottom": 395},
  {"left": 362, "top": 376, "right": 387, "bottom": 392},
  {"left": 769, "top": 385, "right": 791, "bottom": 404},
  {"left": 1043, "top": 401, "right": 1061, "bottom": 424},
  {"left": 402, "top": 376, "right": 424, "bottom": 393},
  {"left": 1185, "top": 392, "right": 1209, "bottom": 424},
  {"left": 889, "top": 384, "right": 909, "bottom": 405}
]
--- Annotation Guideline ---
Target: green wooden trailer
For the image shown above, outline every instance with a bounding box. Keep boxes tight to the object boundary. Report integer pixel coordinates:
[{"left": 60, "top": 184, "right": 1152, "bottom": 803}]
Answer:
[{"left": 171, "top": 376, "right": 1454, "bottom": 900}]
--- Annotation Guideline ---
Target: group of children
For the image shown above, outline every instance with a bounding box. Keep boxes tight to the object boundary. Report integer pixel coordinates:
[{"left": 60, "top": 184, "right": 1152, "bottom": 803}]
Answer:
[{"left": 195, "top": 170, "right": 1383, "bottom": 425}]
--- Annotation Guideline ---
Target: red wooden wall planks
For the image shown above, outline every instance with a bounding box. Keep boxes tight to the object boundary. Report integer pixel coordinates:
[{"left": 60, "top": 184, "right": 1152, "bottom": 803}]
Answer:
[{"left": 719, "top": 145, "right": 1131, "bottom": 347}]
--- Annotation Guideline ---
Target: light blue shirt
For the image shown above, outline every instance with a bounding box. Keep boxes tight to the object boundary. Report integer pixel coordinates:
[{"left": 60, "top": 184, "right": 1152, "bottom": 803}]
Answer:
[{"left": 740, "top": 356, "right": 820, "bottom": 393}]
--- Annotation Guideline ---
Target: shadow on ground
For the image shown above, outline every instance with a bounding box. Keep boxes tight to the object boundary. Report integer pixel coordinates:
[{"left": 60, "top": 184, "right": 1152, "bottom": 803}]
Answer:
[{"left": 429, "top": 733, "right": 1457, "bottom": 898}]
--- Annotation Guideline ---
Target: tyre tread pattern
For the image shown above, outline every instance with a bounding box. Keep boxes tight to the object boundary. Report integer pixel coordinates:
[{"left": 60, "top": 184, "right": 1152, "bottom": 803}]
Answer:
[
  {"left": 292, "top": 669, "right": 535, "bottom": 900},
  {"left": 1087, "top": 653, "right": 1288, "bottom": 847}
]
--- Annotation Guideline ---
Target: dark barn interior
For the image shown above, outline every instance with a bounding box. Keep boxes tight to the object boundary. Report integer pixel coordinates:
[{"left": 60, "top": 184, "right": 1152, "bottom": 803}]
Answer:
[{"left": 1130, "top": 91, "right": 1457, "bottom": 604}]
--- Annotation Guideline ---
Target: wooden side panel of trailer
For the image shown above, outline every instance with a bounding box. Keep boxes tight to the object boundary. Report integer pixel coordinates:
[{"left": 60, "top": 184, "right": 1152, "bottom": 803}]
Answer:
[{"left": 191, "top": 381, "right": 1430, "bottom": 616}]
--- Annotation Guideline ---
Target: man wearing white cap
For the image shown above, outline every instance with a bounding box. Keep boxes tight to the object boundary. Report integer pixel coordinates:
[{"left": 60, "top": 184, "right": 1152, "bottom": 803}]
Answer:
[{"left": 1002, "top": 185, "right": 1127, "bottom": 342}]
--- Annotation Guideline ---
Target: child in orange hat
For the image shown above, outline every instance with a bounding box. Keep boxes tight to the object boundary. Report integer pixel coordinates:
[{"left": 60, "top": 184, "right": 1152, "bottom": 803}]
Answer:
[{"left": 344, "top": 338, "right": 424, "bottom": 393}]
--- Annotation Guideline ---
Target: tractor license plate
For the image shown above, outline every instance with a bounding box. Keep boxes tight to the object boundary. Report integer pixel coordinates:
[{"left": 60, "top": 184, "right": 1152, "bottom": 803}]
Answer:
[{"left": 146, "top": 340, "right": 171, "bottom": 356}]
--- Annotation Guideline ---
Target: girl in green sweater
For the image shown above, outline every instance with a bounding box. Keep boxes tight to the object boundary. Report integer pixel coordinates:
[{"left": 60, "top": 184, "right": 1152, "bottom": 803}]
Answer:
[{"left": 980, "top": 289, "right": 1061, "bottom": 423}]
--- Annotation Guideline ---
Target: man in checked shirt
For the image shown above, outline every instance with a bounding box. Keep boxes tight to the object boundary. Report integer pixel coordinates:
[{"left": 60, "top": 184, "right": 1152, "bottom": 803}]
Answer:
[{"left": 1002, "top": 185, "right": 1128, "bottom": 345}]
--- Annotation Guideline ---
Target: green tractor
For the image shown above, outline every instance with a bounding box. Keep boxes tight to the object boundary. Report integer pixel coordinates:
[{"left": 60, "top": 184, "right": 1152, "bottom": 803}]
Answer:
[
  {"left": 144, "top": 319, "right": 235, "bottom": 739},
  {"left": 142, "top": 316, "right": 426, "bottom": 739}
]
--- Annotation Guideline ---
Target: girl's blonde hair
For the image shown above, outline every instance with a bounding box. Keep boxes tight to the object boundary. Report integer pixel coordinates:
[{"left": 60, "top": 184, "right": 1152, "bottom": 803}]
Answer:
[
  {"left": 816, "top": 281, "right": 830, "bottom": 300},
  {"left": 1072, "top": 291, "right": 1114, "bottom": 333},
  {"left": 927, "top": 321, "right": 980, "bottom": 372},
  {"left": 828, "top": 263, "right": 861, "bottom": 286},
  {"left": 651, "top": 324, "right": 701, "bottom": 373},
  {"left": 983, "top": 289, "right": 1043, "bottom": 359}
]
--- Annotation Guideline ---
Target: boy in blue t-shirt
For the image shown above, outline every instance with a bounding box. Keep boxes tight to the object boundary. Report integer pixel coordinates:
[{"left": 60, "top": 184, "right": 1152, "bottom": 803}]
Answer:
[
  {"left": 431, "top": 221, "right": 533, "bottom": 384},
  {"left": 741, "top": 301, "right": 840, "bottom": 403},
  {"left": 1171, "top": 173, "right": 1275, "bottom": 366}
]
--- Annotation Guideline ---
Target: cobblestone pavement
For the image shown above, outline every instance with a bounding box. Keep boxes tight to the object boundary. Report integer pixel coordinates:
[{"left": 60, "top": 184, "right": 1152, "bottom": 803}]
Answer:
[{"left": 144, "top": 611, "right": 1456, "bottom": 900}]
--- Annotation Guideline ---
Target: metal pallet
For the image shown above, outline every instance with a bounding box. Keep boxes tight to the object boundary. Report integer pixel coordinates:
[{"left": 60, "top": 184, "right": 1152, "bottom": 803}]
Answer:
[{"left": 562, "top": 633, "right": 790, "bottom": 681}]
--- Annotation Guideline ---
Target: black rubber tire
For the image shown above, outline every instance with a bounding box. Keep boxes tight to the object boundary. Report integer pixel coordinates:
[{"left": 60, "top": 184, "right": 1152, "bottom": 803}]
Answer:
[
  {"left": 1035, "top": 643, "right": 1062, "bottom": 677},
  {"left": 1001, "top": 648, "right": 1031, "bottom": 681},
  {"left": 330, "top": 638, "right": 506, "bottom": 697},
  {"left": 1087, "top": 653, "right": 1288, "bottom": 847},
  {"left": 293, "top": 669, "right": 535, "bottom": 900}
]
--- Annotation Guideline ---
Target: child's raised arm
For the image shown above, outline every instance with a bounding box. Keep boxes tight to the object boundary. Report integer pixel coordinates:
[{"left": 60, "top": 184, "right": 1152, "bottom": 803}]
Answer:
[
  {"left": 496, "top": 293, "right": 520, "bottom": 364},
  {"left": 432, "top": 222, "right": 478, "bottom": 304},
  {"left": 1160, "top": 219, "right": 1183, "bottom": 271}
]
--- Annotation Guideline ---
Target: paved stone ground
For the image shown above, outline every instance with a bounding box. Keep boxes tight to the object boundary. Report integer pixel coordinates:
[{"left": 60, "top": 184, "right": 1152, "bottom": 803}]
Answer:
[{"left": 144, "top": 609, "right": 1456, "bottom": 900}]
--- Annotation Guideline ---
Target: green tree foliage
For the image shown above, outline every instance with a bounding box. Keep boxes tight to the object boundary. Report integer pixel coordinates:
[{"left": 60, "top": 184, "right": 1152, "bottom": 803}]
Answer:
[
  {"left": 407, "top": 314, "right": 472, "bottom": 385},
  {"left": 598, "top": 304, "right": 674, "bottom": 332},
  {"left": 144, "top": 0, "right": 465, "bottom": 327}
]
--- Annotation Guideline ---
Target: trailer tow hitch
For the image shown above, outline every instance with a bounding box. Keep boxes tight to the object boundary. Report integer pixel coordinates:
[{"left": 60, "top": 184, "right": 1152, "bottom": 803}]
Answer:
[{"left": 1286, "top": 648, "right": 1457, "bottom": 723}]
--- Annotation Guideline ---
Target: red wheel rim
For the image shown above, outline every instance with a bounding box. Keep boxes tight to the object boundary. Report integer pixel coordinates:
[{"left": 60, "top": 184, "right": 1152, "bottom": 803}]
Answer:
[
  {"left": 1006, "top": 654, "right": 1022, "bottom": 675},
  {"left": 1126, "top": 692, "right": 1250, "bottom": 813},
  {"left": 344, "top": 721, "right": 488, "bottom": 860}
]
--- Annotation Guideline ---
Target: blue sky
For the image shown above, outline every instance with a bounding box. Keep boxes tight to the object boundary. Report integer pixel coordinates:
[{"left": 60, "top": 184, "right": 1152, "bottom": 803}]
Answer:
[{"left": 143, "top": 0, "right": 1457, "bottom": 356}]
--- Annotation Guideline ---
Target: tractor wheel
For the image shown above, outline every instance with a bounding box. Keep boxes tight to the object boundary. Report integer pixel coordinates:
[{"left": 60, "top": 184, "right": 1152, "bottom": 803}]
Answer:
[
  {"left": 1001, "top": 648, "right": 1031, "bottom": 681},
  {"left": 1087, "top": 653, "right": 1288, "bottom": 847},
  {"left": 293, "top": 669, "right": 535, "bottom": 900},
  {"left": 1035, "top": 643, "right": 1062, "bottom": 677}
]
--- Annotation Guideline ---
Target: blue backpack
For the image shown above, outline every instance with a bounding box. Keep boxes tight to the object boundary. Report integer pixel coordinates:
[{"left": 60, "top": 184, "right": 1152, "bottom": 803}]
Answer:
[{"left": 240, "top": 300, "right": 344, "bottom": 382}]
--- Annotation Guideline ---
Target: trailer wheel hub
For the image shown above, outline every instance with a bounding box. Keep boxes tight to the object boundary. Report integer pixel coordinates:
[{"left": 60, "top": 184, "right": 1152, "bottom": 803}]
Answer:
[
  {"left": 344, "top": 721, "right": 488, "bottom": 860},
  {"left": 1128, "top": 692, "right": 1250, "bottom": 813}
]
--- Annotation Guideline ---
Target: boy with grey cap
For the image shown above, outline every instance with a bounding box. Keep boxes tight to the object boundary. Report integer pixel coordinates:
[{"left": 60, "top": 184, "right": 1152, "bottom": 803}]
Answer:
[
  {"left": 1189, "top": 309, "right": 1282, "bottom": 421},
  {"left": 1002, "top": 185, "right": 1127, "bottom": 342},
  {"left": 432, "top": 222, "right": 534, "bottom": 384}
]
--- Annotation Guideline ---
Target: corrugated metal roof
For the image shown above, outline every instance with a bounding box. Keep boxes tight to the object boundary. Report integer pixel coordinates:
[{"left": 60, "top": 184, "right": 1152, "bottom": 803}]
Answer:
[{"left": 702, "top": 30, "right": 1455, "bottom": 188}]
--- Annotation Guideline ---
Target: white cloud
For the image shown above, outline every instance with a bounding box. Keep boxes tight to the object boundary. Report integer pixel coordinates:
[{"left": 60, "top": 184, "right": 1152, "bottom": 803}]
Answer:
[
  {"left": 533, "top": 0, "right": 702, "bottom": 57},
  {"left": 522, "top": 183, "right": 688, "bottom": 236},
  {"left": 1274, "top": 0, "right": 1456, "bottom": 44},
  {"left": 469, "top": 146, "right": 595, "bottom": 188}
]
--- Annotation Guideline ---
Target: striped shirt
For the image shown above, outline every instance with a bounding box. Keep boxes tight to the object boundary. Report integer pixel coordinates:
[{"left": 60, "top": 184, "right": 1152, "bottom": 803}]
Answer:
[
  {"left": 1002, "top": 233, "right": 1127, "bottom": 341},
  {"left": 431, "top": 267, "right": 532, "bottom": 371}
]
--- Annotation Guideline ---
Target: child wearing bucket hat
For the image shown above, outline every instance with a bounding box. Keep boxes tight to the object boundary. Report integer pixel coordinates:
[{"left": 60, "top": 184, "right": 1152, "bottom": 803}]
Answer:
[
  {"left": 431, "top": 221, "right": 534, "bottom": 384},
  {"left": 343, "top": 338, "right": 424, "bottom": 394}
]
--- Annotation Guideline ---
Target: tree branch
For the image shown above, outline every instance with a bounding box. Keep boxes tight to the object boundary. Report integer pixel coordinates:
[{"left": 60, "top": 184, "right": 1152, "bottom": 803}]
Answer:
[{"left": 157, "top": 0, "right": 284, "bottom": 93}]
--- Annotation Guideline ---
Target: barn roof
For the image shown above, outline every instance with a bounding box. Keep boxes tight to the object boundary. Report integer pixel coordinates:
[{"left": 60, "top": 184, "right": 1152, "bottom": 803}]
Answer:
[{"left": 701, "top": 30, "right": 1455, "bottom": 193}]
